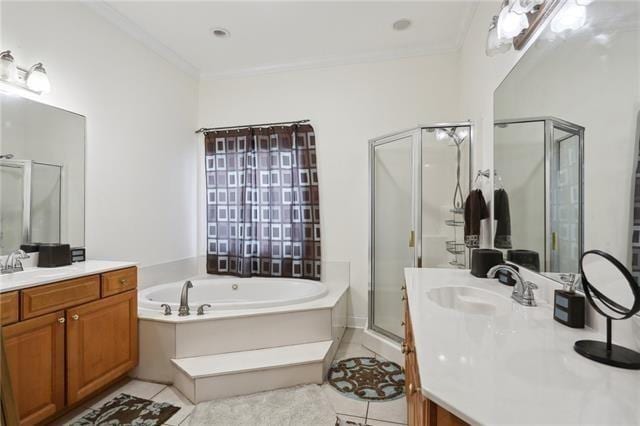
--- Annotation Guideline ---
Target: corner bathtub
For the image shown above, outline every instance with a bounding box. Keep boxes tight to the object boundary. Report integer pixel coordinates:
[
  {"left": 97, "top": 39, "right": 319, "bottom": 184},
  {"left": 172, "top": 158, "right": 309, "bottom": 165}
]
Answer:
[{"left": 138, "top": 276, "right": 329, "bottom": 311}]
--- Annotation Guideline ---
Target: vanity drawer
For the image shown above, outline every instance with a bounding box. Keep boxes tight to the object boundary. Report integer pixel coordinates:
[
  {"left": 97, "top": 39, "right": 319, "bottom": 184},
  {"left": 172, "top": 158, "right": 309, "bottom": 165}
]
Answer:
[
  {"left": 21, "top": 275, "right": 101, "bottom": 320},
  {"left": 0, "top": 291, "right": 19, "bottom": 325},
  {"left": 101, "top": 267, "right": 137, "bottom": 297}
]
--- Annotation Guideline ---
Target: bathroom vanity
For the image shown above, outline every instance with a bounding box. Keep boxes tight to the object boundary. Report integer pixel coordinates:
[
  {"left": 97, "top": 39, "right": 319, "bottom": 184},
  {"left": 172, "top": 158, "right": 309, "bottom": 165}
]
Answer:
[
  {"left": 403, "top": 268, "right": 640, "bottom": 426},
  {"left": 0, "top": 261, "right": 138, "bottom": 425}
]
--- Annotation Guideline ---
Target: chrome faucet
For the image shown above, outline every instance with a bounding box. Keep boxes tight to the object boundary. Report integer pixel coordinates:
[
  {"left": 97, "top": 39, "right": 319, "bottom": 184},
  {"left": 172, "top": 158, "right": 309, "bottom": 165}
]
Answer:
[
  {"left": 178, "top": 280, "right": 193, "bottom": 316},
  {"left": 1, "top": 249, "right": 30, "bottom": 274},
  {"left": 487, "top": 263, "right": 538, "bottom": 307}
]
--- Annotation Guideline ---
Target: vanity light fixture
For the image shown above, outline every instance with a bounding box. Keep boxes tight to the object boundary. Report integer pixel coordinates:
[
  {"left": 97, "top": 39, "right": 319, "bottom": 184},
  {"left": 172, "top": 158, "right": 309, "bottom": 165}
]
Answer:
[
  {"left": 0, "top": 50, "right": 51, "bottom": 94},
  {"left": 0, "top": 50, "right": 17, "bottom": 81},
  {"left": 497, "top": 1, "right": 530, "bottom": 40},
  {"left": 486, "top": 16, "right": 512, "bottom": 57},
  {"left": 551, "top": 0, "right": 587, "bottom": 33},
  {"left": 25, "top": 63, "right": 51, "bottom": 93}
]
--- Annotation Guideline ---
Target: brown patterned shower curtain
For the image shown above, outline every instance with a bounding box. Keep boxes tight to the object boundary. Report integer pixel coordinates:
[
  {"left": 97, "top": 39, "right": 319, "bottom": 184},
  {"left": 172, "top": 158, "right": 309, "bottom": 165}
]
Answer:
[{"left": 204, "top": 124, "right": 321, "bottom": 280}]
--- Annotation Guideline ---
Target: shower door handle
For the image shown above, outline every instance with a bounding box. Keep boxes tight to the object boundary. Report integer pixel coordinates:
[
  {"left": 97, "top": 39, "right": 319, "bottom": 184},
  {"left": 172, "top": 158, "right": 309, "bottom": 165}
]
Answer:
[{"left": 408, "top": 230, "right": 415, "bottom": 248}]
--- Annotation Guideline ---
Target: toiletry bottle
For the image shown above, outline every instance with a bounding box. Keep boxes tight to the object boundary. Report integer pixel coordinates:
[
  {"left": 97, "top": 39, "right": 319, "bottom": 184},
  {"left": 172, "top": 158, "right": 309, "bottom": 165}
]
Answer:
[{"left": 553, "top": 273, "right": 585, "bottom": 328}]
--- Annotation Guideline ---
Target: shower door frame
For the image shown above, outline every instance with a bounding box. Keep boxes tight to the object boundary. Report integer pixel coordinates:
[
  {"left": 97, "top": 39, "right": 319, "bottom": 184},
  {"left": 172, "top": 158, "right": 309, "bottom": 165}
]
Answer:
[
  {"left": 368, "top": 121, "right": 474, "bottom": 342},
  {"left": 0, "top": 159, "right": 32, "bottom": 245}
]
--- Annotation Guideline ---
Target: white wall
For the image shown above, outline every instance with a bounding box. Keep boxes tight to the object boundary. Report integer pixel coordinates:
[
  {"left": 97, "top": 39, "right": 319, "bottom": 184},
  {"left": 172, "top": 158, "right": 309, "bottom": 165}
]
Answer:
[
  {"left": 198, "top": 55, "right": 461, "bottom": 325},
  {"left": 1, "top": 1, "right": 199, "bottom": 267}
]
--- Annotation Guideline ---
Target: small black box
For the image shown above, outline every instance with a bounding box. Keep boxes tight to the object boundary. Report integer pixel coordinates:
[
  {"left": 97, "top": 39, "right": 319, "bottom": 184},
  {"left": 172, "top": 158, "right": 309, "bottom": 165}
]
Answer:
[
  {"left": 471, "top": 249, "right": 504, "bottom": 278},
  {"left": 71, "top": 247, "right": 86, "bottom": 263},
  {"left": 38, "top": 243, "right": 72, "bottom": 268},
  {"left": 553, "top": 290, "right": 585, "bottom": 328}
]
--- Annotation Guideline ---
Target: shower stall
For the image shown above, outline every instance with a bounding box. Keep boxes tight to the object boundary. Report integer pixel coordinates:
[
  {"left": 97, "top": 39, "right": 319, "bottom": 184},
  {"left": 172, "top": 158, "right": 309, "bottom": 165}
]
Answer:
[
  {"left": 368, "top": 122, "right": 472, "bottom": 342},
  {"left": 0, "top": 158, "right": 63, "bottom": 254}
]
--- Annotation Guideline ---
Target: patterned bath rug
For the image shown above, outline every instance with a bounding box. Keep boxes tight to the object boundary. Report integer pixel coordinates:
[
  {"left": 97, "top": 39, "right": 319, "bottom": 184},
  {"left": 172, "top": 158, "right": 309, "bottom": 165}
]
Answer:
[
  {"left": 70, "top": 393, "right": 180, "bottom": 425},
  {"left": 327, "top": 356, "right": 405, "bottom": 401}
]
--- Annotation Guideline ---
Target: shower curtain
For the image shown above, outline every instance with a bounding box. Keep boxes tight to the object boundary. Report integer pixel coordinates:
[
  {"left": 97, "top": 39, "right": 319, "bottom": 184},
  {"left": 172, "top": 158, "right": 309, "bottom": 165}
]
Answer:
[{"left": 204, "top": 124, "right": 321, "bottom": 280}]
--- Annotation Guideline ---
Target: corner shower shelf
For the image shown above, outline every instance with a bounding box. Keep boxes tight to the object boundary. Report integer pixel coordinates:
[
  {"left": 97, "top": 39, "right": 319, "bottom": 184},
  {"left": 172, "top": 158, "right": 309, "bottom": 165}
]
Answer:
[
  {"left": 445, "top": 219, "right": 464, "bottom": 227},
  {"left": 446, "top": 241, "right": 465, "bottom": 255},
  {"left": 449, "top": 207, "right": 465, "bottom": 215}
]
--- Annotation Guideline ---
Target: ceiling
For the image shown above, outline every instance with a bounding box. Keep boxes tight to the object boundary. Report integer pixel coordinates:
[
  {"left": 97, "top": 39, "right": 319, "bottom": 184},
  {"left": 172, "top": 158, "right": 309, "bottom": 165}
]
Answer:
[{"left": 92, "top": 1, "right": 477, "bottom": 79}]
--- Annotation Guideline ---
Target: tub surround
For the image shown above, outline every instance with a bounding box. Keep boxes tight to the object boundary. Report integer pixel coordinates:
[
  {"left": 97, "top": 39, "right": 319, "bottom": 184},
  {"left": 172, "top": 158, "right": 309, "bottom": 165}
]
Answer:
[
  {"left": 0, "top": 260, "right": 137, "bottom": 293},
  {"left": 404, "top": 267, "right": 640, "bottom": 425},
  {"left": 136, "top": 274, "right": 349, "bottom": 403}
]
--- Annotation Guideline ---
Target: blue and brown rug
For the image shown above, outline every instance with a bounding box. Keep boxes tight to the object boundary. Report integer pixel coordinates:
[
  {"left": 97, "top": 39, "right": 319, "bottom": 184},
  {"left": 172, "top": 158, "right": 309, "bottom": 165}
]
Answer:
[{"left": 327, "top": 356, "right": 405, "bottom": 402}]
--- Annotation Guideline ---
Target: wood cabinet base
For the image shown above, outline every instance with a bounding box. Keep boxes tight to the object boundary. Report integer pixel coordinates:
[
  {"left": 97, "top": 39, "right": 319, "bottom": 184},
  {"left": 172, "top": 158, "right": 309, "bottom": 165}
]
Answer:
[{"left": 404, "top": 296, "right": 467, "bottom": 426}]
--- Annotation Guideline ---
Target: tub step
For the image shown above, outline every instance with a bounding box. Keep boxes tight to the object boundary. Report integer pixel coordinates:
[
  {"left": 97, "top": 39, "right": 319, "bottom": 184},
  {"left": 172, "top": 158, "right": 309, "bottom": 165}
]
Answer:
[{"left": 171, "top": 340, "right": 332, "bottom": 403}]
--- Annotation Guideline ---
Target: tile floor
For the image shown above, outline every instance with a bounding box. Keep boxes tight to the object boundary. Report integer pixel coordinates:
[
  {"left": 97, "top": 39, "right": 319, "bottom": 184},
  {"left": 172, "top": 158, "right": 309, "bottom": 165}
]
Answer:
[{"left": 55, "top": 327, "right": 406, "bottom": 426}]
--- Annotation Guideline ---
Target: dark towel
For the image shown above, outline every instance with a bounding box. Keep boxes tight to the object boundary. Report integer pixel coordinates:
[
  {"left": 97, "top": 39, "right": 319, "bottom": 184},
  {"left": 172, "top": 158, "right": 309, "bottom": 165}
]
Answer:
[
  {"left": 464, "top": 189, "right": 489, "bottom": 248},
  {"left": 494, "top": 188, "right": 512, "bottom": 249}
]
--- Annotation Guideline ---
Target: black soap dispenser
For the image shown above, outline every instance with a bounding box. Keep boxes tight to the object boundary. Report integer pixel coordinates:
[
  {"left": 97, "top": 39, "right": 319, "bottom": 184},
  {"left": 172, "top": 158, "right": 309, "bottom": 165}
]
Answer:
[{"left": 553, "top": 273, "right": 585, "bottom": 328}]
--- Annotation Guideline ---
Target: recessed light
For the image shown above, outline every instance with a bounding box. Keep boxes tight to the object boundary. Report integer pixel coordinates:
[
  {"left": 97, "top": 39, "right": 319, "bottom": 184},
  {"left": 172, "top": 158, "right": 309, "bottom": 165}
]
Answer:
[
  {"left": 392, "top": 19, "right": 411, "bottom": 31},
  {"left": 211, "top": 27, "right": 230, "bottom": 39}
]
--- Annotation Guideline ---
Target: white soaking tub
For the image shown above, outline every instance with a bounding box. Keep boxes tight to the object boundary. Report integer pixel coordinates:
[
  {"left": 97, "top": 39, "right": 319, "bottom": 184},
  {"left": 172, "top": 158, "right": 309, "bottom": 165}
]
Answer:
[{"left": 138, "top": 276, "right": 328, "bottom": 311}]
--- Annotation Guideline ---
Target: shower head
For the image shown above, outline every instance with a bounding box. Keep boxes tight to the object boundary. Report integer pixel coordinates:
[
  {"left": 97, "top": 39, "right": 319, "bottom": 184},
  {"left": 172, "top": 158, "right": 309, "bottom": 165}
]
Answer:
[{"left": 0, "top": 153, "right": 14, "bottom": 160}]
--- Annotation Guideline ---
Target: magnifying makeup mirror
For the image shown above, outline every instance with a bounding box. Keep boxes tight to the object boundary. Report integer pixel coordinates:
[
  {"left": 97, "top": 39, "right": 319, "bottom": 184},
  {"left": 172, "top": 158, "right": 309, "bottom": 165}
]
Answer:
[{"left": 575, "top": 250, "right": 640, "bottom": 369}]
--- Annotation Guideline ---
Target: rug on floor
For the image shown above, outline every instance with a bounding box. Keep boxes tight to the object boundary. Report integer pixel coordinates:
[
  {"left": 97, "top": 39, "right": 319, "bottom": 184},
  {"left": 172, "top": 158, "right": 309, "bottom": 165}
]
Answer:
[
  {"left": 70, "top": 393, "right": 180, "bottom": 426},
  {"left": 327, "top": 356, "right": 405, "bottom": 401},
  {"left": 188, "top": 385, "right": 335, "bottom": 426}
]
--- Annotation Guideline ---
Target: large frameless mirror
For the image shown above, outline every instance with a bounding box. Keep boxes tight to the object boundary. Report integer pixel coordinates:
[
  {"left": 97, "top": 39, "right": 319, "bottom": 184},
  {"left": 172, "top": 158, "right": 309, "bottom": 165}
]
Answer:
[
  {"left": 493, "top": 0, "right": 640, "bottom": 283},
  {"left": 0, "top": 94, "right": 86, "bottom": 255}
]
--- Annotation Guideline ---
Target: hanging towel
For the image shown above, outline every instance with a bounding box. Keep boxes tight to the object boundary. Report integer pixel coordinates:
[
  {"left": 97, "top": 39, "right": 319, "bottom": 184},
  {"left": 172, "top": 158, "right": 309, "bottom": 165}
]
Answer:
[
  {"left": 494, "top": 188, "right": 512, "bottom": 249},
  {"left": 464, "top": 189, "right": 489, "bottom": 248}
]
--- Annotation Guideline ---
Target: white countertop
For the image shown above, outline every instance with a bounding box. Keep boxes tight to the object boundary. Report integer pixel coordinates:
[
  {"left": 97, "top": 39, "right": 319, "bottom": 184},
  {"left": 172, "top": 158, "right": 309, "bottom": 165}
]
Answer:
[
  {"left": 0, "top": 260, "right": 137, "bottom": 293},
  {"left": 405, "top": 267, "right": 640, "bottom": 426}
]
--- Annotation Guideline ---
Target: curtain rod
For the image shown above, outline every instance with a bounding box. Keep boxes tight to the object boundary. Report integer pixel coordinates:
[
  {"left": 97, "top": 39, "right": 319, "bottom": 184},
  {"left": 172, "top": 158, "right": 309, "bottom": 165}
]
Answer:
[{"left": 195, "top": 119, "right": 310, "bottom": 134}]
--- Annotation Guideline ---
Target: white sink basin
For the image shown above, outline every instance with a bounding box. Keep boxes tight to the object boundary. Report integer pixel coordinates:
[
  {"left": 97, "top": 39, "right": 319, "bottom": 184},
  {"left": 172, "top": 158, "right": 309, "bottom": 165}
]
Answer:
[{"left": 427, "top": 286, "right": 511, "bottom": 316}]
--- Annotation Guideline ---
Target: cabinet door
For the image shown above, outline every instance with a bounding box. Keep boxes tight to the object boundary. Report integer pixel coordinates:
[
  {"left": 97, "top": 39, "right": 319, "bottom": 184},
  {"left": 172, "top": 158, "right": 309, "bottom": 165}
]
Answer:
[
  {"left": 66, "top": 290, "right": 138, "bottom": 405},
  {"left": 2, "top": 311, "right": 65, "bottom": 425}
]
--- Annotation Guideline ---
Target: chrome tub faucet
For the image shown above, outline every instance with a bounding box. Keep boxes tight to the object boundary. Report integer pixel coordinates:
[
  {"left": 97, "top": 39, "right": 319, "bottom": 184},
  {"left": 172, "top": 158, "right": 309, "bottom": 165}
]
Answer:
[
  {"left": 178, "top": 280, "right": 193, "bottom": 316},
  {"left": 487, "top": 263, "right": 538, "bottom": 307}
]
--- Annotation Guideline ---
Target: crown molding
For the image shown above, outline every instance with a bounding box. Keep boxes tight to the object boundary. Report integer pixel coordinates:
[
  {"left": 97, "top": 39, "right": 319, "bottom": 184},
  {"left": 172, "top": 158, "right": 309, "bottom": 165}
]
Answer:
[
  {"left": 200, "top": 44, "right": 460, "bottom": 81},
  {"left": 84, "top": 0, "right": 199, "bottom": 78}
]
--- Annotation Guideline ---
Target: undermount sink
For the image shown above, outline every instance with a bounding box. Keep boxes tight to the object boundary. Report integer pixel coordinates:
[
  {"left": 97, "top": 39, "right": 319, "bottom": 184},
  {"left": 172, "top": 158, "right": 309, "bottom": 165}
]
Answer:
[{"left": 427, "top": 286, "right": 511, "bottom": 316}]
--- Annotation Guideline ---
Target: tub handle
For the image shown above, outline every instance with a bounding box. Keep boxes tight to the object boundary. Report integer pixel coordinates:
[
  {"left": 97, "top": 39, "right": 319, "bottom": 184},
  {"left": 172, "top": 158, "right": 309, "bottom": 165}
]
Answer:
[
  {"left": 197, "top": 304, "right": 212, "bottom": 315},
  {"left": 160, "top": 304, "right": 172, "bottom": 316}
]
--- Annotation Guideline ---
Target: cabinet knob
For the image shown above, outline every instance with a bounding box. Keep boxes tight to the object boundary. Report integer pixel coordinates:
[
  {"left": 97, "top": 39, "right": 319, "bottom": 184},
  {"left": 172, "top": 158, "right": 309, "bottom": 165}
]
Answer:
[
  {"left": 409, "top": 383, "right": 417, "bottom": 394},
  {"left": 58, "top": 317, "right": 65, "bottom": 324},
  {"left": 120, "top": 278, "right": 128, "bottom": 285},
  {"left": 72, "top": 314, "right": 79, "bottom": 321}
]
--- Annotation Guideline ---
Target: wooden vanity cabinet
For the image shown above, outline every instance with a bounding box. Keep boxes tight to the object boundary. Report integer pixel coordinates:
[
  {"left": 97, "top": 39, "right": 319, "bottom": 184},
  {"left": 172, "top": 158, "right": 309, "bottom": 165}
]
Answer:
[
  {"left": 1, "top": 267, "right": 138, "bottom": 425},
  {"left": 403, "top": 295, "right": 467, "bottom": 426}
]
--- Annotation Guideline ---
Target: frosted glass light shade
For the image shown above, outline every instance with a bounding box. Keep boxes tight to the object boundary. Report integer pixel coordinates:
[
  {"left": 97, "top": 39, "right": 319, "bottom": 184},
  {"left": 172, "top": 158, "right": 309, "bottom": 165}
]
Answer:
[
  {"left": 551, "top": 1, "right": 587, "bottom": 33},
  {"left": 486, "top": 18, "right": 512, "bottom": 56},
  {"left": 26, "top": 63, "right": 50, "bottom": 93},
  {"left": 0, "top": 51, "right": 17, "bottom": 82},
  {"left": 497, "top": 5, "right": 529, "bottom": 39}
]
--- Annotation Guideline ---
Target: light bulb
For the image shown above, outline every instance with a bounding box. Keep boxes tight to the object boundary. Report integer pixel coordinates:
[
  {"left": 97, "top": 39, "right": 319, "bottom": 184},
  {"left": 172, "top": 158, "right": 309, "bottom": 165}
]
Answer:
[
  {"left": 435, "top": 129, "right": 448, "bottom": 141},
  {"left": 0, "top": 51, "right": 17, "bottom": 82},
  {"left": 486, "top": 16, "right": 512, "bottom": 56},
  {"left": 551, "top": 0, "right": 586, "bottom": 33},
  {"left": 456, "top": 128, "right": 469, "bottom": 140},
  {"left": 497, "top": 5, "right": 529, "bottom": 39},
  {"left": 26, "top": 63, "right": 50, "bottom": 93}
]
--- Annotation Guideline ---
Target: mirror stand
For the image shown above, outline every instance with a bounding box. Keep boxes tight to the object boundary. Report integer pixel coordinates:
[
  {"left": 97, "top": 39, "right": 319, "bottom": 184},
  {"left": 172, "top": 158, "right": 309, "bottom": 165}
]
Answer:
[{"left": 575, "top": 318, "right": 640, "bottom": 370}]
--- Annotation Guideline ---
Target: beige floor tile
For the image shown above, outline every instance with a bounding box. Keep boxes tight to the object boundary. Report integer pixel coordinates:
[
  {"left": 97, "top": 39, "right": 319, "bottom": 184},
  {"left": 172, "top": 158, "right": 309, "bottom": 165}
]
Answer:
[
  {"left": 154, "top": 386, "right": 195, "bottom": 426},
  {"left": 322, "top": 383, "right": 368, "bottom": 418},
  {"left": 366, "top": 397, "right": 407, "bottom": 424},
  {"left": 334, "top": 343, "right": 375, "bottom": 361},
  {"left": 337, "top": 414, "right": 369, "bottom": 425},
  {"left": 49, "top": 408, "right": 95, "bottom": 425},
  {"left": 90, "top": 379, "right": 167, "bottom": 409},
  {"left": 365, "top": 419, "right": 406, "bottom": 426},
  {"left": 178, "top": 414, "right": 192, "bottom": 425},
  {"left": 342, "top": 327, "right": 364, "bottom": 345}
]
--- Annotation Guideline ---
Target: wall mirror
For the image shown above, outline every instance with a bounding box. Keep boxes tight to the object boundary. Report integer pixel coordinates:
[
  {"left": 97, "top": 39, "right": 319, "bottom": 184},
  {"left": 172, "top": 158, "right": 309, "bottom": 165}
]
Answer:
[
  {"left": 493, "top": 0, "right": 639, "bottom": 284},
  {"left": 0, "top": 94, "right": 85, "bottom": 256}
]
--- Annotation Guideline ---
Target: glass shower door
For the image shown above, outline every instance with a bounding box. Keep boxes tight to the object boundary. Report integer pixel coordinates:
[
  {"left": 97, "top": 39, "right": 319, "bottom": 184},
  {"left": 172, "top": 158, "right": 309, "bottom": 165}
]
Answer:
[
  {"left": 370, "top": 130, "right": 420, "bottom": 341},
  {"left": 0, "top": 160, "right": 31, "bottom": 254}
]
